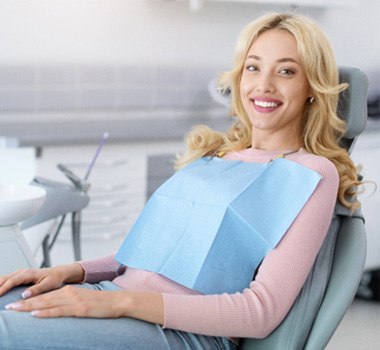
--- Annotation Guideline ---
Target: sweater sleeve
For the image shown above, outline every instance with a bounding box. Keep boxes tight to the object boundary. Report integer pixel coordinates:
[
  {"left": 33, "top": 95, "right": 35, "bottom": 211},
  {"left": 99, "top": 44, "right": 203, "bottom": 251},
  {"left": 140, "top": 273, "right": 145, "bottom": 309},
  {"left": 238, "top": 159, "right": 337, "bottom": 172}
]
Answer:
[
  {"left": 78, "top": 254, "right": 123, "bottom": 284},
  {"left": 162, "top": 156, "right": 339, "bottom": 338}
]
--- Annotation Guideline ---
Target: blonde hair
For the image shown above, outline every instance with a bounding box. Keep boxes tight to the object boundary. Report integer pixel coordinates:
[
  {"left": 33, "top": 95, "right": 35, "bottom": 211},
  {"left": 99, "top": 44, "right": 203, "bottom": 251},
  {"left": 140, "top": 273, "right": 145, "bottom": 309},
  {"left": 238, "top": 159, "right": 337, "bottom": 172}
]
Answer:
[{"left": 177, "top": 13, "right": 361, "bottom": 209}]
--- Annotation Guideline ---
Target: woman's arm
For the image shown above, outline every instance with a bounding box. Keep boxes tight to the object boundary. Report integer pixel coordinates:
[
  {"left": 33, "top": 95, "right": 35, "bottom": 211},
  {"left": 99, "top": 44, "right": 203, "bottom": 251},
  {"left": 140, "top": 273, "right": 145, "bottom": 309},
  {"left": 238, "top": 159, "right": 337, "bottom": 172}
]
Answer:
[
  {"left": 78, "top": 254, "right": 121, "bottom": 283},
  {"left": 0, "top": 253, "right": 118, "bottom": 300}
]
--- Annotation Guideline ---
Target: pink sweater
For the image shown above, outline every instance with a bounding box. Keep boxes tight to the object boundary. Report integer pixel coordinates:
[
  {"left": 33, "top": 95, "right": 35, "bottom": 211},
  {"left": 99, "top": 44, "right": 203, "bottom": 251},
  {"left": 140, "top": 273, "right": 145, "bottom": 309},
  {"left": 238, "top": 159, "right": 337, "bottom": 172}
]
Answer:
[{"left": 80, "top": 148, "right": 339, "bottom": 339}]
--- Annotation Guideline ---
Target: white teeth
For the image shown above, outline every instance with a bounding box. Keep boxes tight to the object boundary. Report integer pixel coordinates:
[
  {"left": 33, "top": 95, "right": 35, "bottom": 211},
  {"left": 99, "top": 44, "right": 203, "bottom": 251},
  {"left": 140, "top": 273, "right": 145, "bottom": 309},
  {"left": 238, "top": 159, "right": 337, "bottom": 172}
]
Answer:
[{"left": 254, "top": 100, "right": 279, "bottom": 108}]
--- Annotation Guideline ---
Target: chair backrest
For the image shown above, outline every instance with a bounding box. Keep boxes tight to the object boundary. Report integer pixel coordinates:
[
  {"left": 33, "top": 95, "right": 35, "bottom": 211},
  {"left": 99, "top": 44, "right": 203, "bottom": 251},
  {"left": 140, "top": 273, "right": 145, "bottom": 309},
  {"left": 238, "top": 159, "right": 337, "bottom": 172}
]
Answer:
[
  {"left": 304, "top": 207, "right": 366, "bottom": 349},
  {"left": 337, "top": 67, "right": 369, "bottom": 151},
  {"left": 239, "top": 66, "right": 369, "bottom": 350}
]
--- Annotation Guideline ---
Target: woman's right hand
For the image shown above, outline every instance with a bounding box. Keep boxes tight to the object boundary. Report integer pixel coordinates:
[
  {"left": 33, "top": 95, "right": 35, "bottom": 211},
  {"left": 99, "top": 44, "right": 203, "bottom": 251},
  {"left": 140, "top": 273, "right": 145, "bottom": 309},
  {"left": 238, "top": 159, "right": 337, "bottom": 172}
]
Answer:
[{"left": 0, "top": 263, "right": 85, "bottom": 299}]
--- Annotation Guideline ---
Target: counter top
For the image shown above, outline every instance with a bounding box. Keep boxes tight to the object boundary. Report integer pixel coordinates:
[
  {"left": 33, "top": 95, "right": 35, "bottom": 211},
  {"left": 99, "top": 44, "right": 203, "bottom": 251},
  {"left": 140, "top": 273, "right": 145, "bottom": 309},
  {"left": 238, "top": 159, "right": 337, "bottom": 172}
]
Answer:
[{"left": 0, "top": 107, "right": 232, "bottom": 146}]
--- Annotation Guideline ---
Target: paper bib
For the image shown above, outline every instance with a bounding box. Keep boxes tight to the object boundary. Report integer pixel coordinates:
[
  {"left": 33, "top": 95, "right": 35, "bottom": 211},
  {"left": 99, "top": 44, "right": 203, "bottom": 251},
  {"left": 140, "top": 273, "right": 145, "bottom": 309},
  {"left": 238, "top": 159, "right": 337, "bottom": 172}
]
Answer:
[{"left": 115, "top": 157, "right": 321, "bottom": 294}]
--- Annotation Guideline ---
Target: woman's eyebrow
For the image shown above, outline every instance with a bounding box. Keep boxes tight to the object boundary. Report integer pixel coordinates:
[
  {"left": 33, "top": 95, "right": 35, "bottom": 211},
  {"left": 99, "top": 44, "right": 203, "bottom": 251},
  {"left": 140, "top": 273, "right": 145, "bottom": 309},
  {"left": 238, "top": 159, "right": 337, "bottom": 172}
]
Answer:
[
  {"left": 277, "top": 57, "right": 300, "bottom": 65},
  {"left": 246, "top": 55, "right": 300, "bottom": 65},
  {"left": 246, "top": 54, "right": 260, "bottom": 60}
]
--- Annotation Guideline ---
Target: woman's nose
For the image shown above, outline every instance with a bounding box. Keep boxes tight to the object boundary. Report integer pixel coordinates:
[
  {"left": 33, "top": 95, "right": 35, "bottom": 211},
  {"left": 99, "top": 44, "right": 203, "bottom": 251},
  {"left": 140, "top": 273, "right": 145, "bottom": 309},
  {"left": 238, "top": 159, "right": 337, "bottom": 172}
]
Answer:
[{"left": 255, "top": 73, "right": 275, "bottom": 93}]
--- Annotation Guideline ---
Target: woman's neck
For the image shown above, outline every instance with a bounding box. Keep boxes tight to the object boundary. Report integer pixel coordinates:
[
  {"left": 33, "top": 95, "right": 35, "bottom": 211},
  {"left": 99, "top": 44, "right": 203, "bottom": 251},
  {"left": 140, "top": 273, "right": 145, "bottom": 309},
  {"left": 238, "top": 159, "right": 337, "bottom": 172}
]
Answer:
[{"left": 250, "top": 131, "right": 303, "bottom": 152}]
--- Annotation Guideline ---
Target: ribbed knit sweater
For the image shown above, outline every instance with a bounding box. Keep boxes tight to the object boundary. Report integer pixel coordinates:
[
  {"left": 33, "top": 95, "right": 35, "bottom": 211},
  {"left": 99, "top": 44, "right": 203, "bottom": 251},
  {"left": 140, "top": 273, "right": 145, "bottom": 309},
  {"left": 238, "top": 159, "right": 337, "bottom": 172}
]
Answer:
[{"left": 79, "top": 148, "right": 339, "bottom": 339}]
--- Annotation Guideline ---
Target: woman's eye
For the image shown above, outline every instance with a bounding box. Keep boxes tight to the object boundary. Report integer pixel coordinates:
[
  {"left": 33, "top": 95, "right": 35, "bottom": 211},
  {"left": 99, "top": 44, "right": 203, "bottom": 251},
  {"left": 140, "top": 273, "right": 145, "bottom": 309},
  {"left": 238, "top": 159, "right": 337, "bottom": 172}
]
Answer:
[
  {"left": 279, "top": 68, "right": 295, "bottom": 75},
  {"left": 246, "top": 65, "right": 258, "bottom": 72}
]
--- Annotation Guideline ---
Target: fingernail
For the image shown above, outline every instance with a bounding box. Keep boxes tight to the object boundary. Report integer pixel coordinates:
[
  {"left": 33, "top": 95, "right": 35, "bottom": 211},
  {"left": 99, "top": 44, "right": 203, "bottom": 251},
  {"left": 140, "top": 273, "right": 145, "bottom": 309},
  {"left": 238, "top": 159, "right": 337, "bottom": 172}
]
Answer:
[
  {"left": 5, "top": 303, "right": 22, "bottom": 310},
  {"left": 22, "top": 290, "right": 32, "bottom": 299},
  {"left": 31, "top": 310, "right": 41, "bottom": 317}
]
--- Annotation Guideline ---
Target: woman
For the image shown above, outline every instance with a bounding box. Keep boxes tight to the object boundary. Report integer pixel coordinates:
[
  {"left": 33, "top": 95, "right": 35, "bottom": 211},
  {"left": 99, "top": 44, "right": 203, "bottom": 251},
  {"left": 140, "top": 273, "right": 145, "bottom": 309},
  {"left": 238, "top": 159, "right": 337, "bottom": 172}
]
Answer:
[{"left": 0, "top": 13, "right": 361, "bottom": 350}]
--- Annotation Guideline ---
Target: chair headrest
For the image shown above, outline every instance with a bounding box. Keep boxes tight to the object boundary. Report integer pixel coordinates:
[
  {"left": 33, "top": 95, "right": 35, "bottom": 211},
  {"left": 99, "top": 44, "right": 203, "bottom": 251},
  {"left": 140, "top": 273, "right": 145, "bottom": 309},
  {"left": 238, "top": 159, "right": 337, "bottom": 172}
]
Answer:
[{"left": 338, "top": 66, "right": 369, "bottom": 140}]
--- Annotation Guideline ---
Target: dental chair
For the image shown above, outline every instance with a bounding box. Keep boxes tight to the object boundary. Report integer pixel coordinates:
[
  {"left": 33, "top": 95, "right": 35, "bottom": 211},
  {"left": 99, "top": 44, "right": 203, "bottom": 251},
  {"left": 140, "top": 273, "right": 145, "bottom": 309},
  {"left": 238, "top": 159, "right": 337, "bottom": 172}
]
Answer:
[
  {"left": 149, "top": 67, "right": 368, "bottom": 350},
  {"left": 141, "top": 67, "right": 369, "bottom": 350},
  {"left": 238, "top": 67, "right": 369, "bottom": 349}
]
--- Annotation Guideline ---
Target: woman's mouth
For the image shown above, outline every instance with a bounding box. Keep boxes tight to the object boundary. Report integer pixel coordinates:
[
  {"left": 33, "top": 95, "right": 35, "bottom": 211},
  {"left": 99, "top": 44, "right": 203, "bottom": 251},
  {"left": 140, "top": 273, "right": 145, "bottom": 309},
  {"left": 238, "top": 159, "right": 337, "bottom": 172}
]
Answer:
[{"left": 252, "top": 98, "right": 282, "bottom": 113}]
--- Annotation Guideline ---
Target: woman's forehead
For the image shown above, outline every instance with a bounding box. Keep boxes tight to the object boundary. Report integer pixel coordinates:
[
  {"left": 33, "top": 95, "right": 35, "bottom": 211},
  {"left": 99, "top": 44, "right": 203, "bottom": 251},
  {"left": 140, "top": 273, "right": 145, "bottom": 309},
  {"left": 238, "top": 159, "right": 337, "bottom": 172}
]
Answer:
[{"left": 246, "top": 29, "right": 300, "bottom": 64}]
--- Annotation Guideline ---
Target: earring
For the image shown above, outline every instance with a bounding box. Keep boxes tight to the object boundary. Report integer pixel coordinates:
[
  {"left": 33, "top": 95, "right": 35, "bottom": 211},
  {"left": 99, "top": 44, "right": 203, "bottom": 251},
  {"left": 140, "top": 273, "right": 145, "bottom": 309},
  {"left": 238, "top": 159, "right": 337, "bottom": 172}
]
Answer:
[{"left": 309, "top": 96, "right": 315, "bottom": 104}]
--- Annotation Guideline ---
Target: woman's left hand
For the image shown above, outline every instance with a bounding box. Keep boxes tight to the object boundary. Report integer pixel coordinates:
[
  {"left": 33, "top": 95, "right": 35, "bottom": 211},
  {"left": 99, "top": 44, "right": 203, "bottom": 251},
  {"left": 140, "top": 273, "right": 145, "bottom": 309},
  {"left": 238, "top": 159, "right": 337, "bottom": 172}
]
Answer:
[{"left": 5, "top": 286, "right": 130, "bottom": 318}]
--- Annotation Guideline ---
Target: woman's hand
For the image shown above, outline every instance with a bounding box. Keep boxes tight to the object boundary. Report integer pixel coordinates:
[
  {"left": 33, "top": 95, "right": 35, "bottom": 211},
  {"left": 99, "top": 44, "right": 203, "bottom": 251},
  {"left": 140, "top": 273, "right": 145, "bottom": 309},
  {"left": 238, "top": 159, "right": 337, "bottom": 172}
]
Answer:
[
  {"left": 5, "top": 286, "right": 164, "bottom": 324},
  {"left": 5, "top": 286, "right": 126, "bottom": 318},
  {"left": 0, "top": 263, "right": 85, "bottom": 299}
]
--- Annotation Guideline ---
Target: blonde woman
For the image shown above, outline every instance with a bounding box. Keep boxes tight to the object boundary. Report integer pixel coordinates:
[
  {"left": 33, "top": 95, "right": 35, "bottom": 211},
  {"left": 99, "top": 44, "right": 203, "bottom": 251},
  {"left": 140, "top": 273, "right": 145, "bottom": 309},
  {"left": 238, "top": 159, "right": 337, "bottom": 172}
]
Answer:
[{"left": 0, "top": 13, "right": 361, "bottom": 350}]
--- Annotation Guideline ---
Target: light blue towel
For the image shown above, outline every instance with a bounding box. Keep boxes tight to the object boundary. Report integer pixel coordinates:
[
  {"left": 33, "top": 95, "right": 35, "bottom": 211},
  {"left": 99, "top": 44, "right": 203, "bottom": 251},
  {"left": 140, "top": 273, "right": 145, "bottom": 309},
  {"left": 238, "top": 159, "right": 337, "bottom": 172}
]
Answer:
[{"left": 115, "top": 157, "right": 321, "bottom": 294}]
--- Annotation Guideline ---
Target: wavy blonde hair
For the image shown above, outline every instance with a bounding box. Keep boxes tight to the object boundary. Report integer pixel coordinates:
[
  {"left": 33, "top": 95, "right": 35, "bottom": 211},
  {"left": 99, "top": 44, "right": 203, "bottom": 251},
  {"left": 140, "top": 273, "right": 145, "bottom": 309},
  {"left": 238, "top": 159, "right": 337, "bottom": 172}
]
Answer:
[{"left": 176, "top": 13, "right": 361, "bottom": 209}]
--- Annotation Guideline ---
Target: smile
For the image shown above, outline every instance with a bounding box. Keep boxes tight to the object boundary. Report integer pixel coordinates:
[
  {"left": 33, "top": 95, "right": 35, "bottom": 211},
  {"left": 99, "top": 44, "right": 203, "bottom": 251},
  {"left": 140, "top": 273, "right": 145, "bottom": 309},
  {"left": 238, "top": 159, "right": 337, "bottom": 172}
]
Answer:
[
  {"left": 252, "top": 98, "right": 282, "bottom": 113},
  {"left": 254, "top": 100, "right": 279, "bottom": 108}
]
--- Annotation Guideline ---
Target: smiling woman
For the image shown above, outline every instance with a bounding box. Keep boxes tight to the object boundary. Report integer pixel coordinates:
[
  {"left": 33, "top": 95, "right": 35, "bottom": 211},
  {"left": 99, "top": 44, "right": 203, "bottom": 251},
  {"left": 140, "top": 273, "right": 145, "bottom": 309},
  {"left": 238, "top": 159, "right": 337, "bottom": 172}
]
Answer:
[{"left": 0, "top": 12, "right": 363, "bottom": 350}]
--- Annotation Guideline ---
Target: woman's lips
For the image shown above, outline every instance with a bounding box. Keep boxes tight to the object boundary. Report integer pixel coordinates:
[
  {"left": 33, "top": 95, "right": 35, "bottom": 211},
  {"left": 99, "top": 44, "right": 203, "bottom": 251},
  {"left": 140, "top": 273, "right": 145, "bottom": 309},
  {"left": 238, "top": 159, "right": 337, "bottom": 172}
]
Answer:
[{"left": 252, "top": 98, "right": 282, "bottom": 113}]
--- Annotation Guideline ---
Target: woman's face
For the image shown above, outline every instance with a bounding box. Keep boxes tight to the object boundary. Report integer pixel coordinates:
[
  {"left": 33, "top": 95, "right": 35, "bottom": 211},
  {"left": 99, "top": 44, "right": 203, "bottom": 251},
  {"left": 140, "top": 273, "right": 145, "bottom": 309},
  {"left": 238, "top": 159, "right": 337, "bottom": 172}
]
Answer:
[{"left": 240, "top": 28, "right": 311, "bottom": 149}]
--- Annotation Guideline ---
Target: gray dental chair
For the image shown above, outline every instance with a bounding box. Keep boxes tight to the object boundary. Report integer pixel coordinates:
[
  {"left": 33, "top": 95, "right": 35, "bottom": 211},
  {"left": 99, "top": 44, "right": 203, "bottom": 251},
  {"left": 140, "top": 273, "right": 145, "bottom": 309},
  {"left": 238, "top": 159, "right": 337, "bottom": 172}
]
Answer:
[{"left": 238, "top": 67, "right": 368, "bottom": 349}]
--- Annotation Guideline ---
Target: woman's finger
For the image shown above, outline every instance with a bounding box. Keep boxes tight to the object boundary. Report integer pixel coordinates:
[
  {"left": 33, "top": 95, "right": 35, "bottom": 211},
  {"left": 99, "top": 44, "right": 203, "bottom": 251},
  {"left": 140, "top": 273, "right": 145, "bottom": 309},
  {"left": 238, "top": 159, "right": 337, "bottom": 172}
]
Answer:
[
  {"left": 6, "top": 286, "right": 80, "bottom": 313},
  {"left": 30, "top": 307, "right": 68, "bottom": 318},
  {"left": 5, "top": 292, "right": 58, "bottom": 313},
  {"left": 22, "top": 278, "right": 60, "bottom": 299},
  {"left": 0, "top": 270, "right": 31, "bottom": 296}
]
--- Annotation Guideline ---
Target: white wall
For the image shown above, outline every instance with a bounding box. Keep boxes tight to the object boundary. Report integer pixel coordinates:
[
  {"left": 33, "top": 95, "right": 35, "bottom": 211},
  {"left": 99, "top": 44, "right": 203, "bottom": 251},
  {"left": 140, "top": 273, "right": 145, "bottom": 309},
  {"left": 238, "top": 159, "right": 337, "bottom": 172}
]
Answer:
[{"left": 0, "top": 0, "right": 378, "bottom": 78}]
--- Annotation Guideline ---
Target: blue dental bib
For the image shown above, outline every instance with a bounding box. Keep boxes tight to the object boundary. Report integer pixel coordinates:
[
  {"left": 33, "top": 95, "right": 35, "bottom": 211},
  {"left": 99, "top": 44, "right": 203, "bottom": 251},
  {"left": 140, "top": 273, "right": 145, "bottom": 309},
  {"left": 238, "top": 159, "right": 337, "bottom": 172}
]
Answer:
[{"left": 115, "top": 157, "right": 321, "bottom": 294}]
